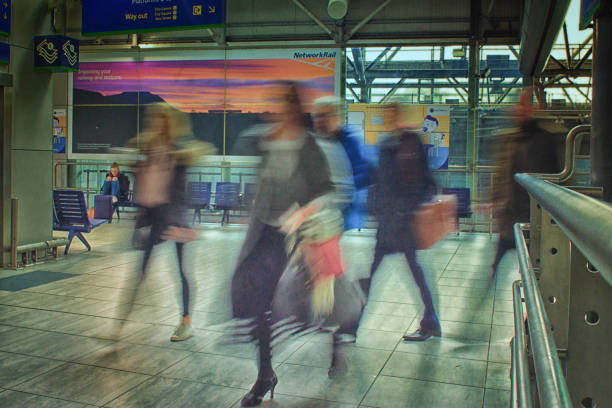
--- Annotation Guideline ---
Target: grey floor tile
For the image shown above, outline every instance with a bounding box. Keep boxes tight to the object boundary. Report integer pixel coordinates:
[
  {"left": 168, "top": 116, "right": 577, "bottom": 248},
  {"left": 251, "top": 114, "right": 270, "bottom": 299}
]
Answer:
[
  {"left": 0, "top": 326, "right": 46, "bottom": 349},
  {"left": 286, "top": 342, "right": 392, "bottom": 375},
  {"left": 436, "top": 307, "right": 493, "bottom": 325},
  {"left": 488, "top": 341, "right": 511, "bottom": 364},
  {"left": 382, "top": 351, "right": 487, "bottom": 387},
  {"left": 352, "top": 329, "right": 402, "bottom": 351},
  {"left": 484, "top": 388, "right": 511, "bottom": 408},
  {"left": 492, "top": 311, "right": 514, "bottom": 327},
  {"left": 362, "top": 301, "right": 421, "bottom": 318},
  {"left": 406, "top": 319, "right": 491, "bottom": 342},
  {"left": 76, "top": 342, "right": 192, "bottom": 375},
  {"left": 105, "top": 376, "right": 243, "bottom": 408},
  {"left": 362, "top": 375, "right": 484, "bottom": 408},
  {"left": 490, "top": 325, "right": 514, "bottom": 343},
  {"left": 0, "top": 390, "right": 89, "bottom": 407},
  {"left": 59, "top": 315, "right": 151, "bottom": 340},
  {"left": 0, "top": 352, "right": 65, "bottom": 387},
  {"left": 274, "top": 363, "right": 375, "bottom": 404},
  {"left": 237, "top": 394, "right": 357, "bottom": 407},
  {"left": 13, "top": 362, "right": 150, "bottom": 406},
  {"left": 2, "top": 330, "right": 112, "bottom": 361},
  {"left": 121, "top": 324, "right": 216, "bottom": 351},
  {"left": 159, "top": 352, "right": 259, "bottom": 389},
  {"left": 486, "top": 362, "right": 511, "bottom": 390},
  {"left": 359, "top": 313, "right": 414, "bottom": 332},
  {"left": 396, "top": 337, "right": 489, "bottom": 361}
]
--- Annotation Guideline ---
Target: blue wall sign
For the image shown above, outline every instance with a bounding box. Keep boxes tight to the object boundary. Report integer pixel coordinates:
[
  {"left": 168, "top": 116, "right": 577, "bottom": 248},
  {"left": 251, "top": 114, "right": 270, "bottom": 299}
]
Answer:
[
  {"left": 0, "top": 0, "right": 10, "bottom": 35},
  {"left": 82, "top": 0, "right": 224, "bottom": 36},
  {"left": 0, "top": 42, "right": 9, "bottom": 64},
  {"left": 34, "top": 36, "right": 79, "bottom": 72},
  {"left": 580, "top": 0, "right": 601, "bottom": 30}
]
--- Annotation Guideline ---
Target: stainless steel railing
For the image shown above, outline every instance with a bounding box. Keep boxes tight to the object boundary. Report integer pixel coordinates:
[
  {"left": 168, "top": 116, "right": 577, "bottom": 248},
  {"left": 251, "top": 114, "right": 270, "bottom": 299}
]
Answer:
[
  {"left": 511, "top": 173, "right": 612, "bottom": 407},
  {"left": 513, "top": 222, "right": 572, "bottom": 408},
  {"left": 515, "top": 173, "right": 612, "bottom": 286}
]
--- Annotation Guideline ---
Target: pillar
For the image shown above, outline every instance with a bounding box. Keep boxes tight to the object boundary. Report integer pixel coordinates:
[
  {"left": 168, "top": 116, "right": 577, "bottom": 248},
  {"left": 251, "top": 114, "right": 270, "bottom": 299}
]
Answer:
[
  {"left": 1, "top": 0, "right": 55, "bottom": 265},
  {"left": 591, "top": 6, "right": 612, "bottom": 202}
]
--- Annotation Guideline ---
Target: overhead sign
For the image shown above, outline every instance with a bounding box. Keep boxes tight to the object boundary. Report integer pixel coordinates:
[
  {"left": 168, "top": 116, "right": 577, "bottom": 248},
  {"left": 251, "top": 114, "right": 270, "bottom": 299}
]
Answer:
[
  {"left": 0, "top": 0, "right": 10, "bottom": 35},
  {"left": 82, "top": 0, "right": 224, "bottom": 36},
  {"left": 34, "top": 36, "right": 79, "bottom": 72},
  {"left": 0, "top": 42, "right": 9, "bottom": 64},
  {"left": 580, "top": 0, "right": 601, "bottom": 30}
]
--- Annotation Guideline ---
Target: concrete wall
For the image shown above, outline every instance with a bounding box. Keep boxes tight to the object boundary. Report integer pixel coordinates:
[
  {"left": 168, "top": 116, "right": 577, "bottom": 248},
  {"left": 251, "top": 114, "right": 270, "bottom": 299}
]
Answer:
[{"left": 1, "top": 0, "right": 55, "bottom": 258}]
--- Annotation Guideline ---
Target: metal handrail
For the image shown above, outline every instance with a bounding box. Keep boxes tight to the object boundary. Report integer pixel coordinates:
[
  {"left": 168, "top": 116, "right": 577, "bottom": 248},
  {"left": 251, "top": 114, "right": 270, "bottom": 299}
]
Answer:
[
  {"left": 515, "top": 173, "right": 612, "bottom": 286},
  {"left": 537, "top": 124, "right": 591, "bottom": 183},
  {"left": 514, "top": 222, "right": 572, "bottom": 408},
  {"left": 511, "top": 280, "right": 533, "bottom": 408}
]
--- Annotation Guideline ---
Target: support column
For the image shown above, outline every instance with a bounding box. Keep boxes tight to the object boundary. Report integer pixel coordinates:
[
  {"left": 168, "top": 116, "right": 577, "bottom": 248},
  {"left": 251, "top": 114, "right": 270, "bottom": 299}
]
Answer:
[
  {"left": 1, "top": 0, "right": 56, "bottom": 262},
  {"left": 467, "top": 38, "right": 479, "bottom": 180},
  {"left": 591, "top": 7, "right": 612, "bottom": 202}
]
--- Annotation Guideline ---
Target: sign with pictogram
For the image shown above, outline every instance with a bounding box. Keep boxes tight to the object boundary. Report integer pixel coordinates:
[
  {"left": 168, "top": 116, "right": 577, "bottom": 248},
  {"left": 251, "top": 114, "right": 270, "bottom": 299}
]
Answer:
[
  {"left": 82, "top": 0, "right": 224, "bottom": 36},
  {"left": 34, "top": 36, "right": 79, "bottom": 72}
]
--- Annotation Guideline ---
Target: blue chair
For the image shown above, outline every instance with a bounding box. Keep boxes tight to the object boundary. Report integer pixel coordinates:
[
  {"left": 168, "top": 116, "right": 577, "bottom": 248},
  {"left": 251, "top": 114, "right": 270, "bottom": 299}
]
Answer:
[
  {"left": 442, "top": 187, "right": 472, "bottom": 232},
  {"left": 214, "top": 182, "right": 241, "bottom": 225},
  {"left": 188, "top": 181, "right": 212, "bottom": 224},
  {"left": 53, "top": 190, "right": 108, "bottom": 255}
]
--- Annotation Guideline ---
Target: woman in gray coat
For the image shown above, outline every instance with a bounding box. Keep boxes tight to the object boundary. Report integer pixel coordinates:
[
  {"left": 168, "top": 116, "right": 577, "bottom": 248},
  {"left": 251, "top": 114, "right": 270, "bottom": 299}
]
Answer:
[{"left": 231, "top": 82, "right": 333, "bottom": 407}]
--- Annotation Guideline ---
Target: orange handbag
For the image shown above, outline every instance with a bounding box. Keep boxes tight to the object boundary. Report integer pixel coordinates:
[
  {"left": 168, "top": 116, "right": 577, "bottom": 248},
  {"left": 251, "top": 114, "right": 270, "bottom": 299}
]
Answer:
[{"left": 412, "top": 195, "right": 458, "bottom": 250}]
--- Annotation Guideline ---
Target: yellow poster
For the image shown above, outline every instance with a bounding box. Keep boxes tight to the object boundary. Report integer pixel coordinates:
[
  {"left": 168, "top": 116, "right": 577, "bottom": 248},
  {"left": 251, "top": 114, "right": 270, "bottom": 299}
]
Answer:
[{"left": 347, "top": 104, "right": 450, "bottom": 169}]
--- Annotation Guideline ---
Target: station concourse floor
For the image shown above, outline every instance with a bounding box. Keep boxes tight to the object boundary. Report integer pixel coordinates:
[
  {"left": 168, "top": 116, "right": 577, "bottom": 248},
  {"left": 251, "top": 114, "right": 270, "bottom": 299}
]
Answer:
[{"left": 0, "top": 222, "right": 519, "bottom": 408}]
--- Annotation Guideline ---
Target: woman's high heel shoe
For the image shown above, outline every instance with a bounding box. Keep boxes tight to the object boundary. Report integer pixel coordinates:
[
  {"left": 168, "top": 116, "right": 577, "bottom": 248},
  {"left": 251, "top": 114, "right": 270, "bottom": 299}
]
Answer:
[{"left": 241, "top": 374, "right": 278, "bottom": 407}]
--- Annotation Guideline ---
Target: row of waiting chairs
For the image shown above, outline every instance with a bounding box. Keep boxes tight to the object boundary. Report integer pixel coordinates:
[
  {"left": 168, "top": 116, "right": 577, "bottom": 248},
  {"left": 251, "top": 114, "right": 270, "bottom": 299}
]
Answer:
[
  {"left": 188, "top": 182, "right": 257, "bottom": 225},
  {"left": 114, "top": 182, "right": 257, "bottom": 225}
]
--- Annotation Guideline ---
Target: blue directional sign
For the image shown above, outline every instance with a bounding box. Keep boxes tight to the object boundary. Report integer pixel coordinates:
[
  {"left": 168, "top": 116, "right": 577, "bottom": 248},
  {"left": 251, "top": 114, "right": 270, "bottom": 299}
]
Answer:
[
  {"left": 0, "top": 42, "right": 9, "bottom": 64},
  {"left": 82, "top": 0, "right": 224, "bottom": 36},
  {"left": 0, "top": 0, "right": 10, "bottom": 36},
  {"left": 580, "top": 0, "right": 601, "bottom": 30},
  {"left": 34, "top": 36, "right": 79, "bottom": 72}
]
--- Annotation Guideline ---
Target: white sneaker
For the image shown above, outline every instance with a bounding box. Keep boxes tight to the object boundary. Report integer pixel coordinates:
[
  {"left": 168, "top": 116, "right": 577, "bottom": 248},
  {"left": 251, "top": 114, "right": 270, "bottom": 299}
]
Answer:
[{"left": 170, "top": 322, "right": 193, "bottom": 342}]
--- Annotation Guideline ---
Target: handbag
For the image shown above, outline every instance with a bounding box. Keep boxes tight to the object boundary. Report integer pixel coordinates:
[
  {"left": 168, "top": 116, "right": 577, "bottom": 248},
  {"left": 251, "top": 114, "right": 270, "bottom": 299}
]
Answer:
[{"left": 412, "top": 194, "right": 458, "bottom": 250}]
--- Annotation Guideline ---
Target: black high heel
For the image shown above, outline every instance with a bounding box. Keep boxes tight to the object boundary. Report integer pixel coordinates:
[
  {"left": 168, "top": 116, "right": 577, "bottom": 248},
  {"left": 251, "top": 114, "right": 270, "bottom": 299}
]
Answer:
[{"left": 241, "top": 374, "right": 278, "bottom": 407}]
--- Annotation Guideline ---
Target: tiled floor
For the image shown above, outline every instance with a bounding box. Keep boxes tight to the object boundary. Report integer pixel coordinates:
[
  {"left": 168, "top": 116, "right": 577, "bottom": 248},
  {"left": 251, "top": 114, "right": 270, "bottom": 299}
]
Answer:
[{"left": 0, "top": 222, "right": 518, "bottom": 407}]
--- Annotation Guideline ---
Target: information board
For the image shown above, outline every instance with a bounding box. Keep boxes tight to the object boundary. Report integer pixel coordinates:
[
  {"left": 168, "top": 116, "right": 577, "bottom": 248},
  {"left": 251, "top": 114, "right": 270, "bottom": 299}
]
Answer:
[
  {"left": 580, "top": 0, "right": 601, "bottom": 30},
  {"left": 82, "top": 0, "right": 224, "bottom": 36},
  {"left": 0, "top": 0, "right": 10, "bottom": 36}
]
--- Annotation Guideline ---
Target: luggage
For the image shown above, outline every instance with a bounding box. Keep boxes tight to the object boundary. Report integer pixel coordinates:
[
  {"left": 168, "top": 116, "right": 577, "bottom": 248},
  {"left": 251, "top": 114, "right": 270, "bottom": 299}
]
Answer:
[
  {"left": 93, "top": 195, "right": 114, "bottom": 220},
  {"left": 412, "top": 194, "right": 458, "bottom": 249}
]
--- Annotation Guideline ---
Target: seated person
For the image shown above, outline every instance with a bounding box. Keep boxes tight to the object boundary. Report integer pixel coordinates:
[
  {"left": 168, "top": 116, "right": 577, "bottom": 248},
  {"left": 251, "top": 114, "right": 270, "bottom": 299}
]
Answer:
[{"left": 101, "top": 163, "right": 130, "bottom": 202}]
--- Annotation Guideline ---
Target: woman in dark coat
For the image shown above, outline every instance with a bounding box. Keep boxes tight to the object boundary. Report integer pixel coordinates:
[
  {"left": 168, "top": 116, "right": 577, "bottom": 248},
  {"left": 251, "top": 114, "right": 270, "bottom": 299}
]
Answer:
[
  {"left": 231, "top": 82, "right": 333, "bottom": 407},
  {"left": 359, "top": 102, "right": 441, "bottom": 342}
]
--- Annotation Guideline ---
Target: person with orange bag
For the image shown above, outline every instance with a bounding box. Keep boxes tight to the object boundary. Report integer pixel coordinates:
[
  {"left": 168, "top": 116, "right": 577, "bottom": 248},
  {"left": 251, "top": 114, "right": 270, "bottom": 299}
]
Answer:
[{"left": 360, "top": 101, "right": 441, "bottom": 342}]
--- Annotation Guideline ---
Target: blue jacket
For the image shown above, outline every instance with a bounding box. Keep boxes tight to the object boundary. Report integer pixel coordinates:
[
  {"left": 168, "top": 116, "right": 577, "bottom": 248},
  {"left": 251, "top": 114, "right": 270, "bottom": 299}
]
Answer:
[
  {"left": 335, "top": 126, "right": 375, "bottom": 230},
  {"left": 337, "top": 126, "right": 374, "bottom": 191}
]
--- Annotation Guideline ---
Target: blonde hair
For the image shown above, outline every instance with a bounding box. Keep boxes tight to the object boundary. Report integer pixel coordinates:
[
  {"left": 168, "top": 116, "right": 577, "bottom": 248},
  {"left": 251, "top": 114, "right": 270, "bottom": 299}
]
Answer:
[{"left": 140, "top": 103, "right": 193, "bottom": 148}]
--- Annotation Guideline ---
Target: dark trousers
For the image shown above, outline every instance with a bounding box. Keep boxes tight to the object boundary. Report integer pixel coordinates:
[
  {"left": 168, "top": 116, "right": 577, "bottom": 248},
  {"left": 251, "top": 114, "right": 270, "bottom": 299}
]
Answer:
[
  {"left": 231, "top": 225, "right": 288, "bottom": 378},
  {"left": 492, "top": 237, "right": 515, "bottom": 271},
  {"left": 353, "top": 242, "right": 439, "bottom": 334},
  {"left": 121, "top": 206, "right": 193, "bottom": 321}
]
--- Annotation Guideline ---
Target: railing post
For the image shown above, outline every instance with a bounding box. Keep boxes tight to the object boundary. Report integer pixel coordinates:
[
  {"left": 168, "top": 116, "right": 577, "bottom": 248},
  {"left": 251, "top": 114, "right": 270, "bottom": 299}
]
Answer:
[
  {"left": 538, "top": 210, "right": 571, "bottom": 355},
  {"left": 565, "top": 243, "right": 612, "bottom": 407}
]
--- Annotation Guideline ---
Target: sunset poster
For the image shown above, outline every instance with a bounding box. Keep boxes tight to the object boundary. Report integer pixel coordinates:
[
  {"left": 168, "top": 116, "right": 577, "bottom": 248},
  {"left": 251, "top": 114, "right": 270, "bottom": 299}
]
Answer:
[{"left": 71, "top": 49, "right": 338, "bottom": 156}]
